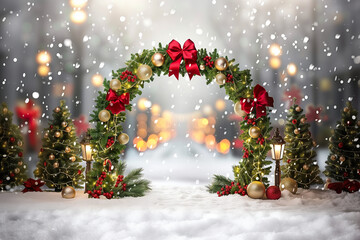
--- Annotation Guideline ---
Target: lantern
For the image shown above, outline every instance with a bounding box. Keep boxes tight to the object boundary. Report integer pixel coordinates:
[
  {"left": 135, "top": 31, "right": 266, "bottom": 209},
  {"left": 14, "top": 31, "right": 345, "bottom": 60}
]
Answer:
[
  {"left": 80, "top": 131, "right": 92, "bottom": 192},
  {"left": 270, "top": 128, "right": 285, "bottom": 187}
]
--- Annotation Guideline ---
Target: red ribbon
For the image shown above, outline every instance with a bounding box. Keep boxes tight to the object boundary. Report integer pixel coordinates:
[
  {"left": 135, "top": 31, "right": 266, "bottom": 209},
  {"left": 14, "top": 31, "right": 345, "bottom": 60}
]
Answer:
[
  {"left": 15, "top": 100, "right": 40, "bottom": 148},
  {"left": 105, "top": 89, "right": 130, "bottom": 114},
  {"left": 166, "top": 39, "right": 200, "bottom": 80},
  {"left": 22, "top": 178, "right": 44, "bottom": 193},
  {"left": 240, "top": 84, "right": 274, "bottom": 119}
]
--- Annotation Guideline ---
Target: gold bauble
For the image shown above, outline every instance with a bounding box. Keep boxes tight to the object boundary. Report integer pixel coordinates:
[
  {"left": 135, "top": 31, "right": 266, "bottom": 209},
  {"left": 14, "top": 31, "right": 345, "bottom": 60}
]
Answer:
[
  {"left": 53, "top": 162, "right": 59, "bottom": 168},
  {"left": 215, "top": 73, "right": 226, "bottom": 85},
  {"left": 98, "top": 110, "right": 111, "bottom": 122},
  {"left": 215, "top": 57, "right": 228, "bottom": 71},
  {"left": 199, "top": 64, "right": 205, "bottom": 71},
  {"left": 303, "top": 164, "right": 309, "bottom": 170},
  {"left": 61, "top": 122, "right": 68, "bottom": 128},
  {"left": 330, "top": 155, "right": 336, "bottom": 161},
  {"left": 344, "top": 107, "right": 349, "bottom": 113},
  {"left": 18, "top": 161, "right": 23, "bottom": 166},
  {"left": 118, "top": 133, "right": 129, "bottom": 145},
  {"left": 294, "top": 129, "right": 300, "bottom": 135},
  {"left": 14, "top": 168, "right": 20, "bottom": 174},
  {"left": 55, "top": 107, "right": 61, "bottom": 113},
  {"left": 280, "top": 177, "right": 298, "bottom": 194},
  {"left": 44, "top": 132, "right": 49, "bottom": 138},
  {"left": 313, "top": 141, "right": 317, "bottom": 147},
  {"left": 54, "top": 131, "right": 61, "bottom": 138},
  {"left": 300, "top": 118, "right": 306, "bottom": 124},
  {"left": 249, "top": 126, "right": 261, "bottom": 138},
  {"left": 69, "top": 156, "right": 76, "bottom": 162},
  {"left": 295, "top": 106, "right": 302, "bottom": 112},
  {"left": 151, "top": 53, "right": 165, "bottom": 67},
  {"left": 247, "top": 181, "right": 266, "bottom": 199},
  {"left": 357, "top": 120, "right": 360, "bottom": 126},
  {"left": 65, "top": 127, "right": 71, "bottom": 133},
  {"left": 49, "top": 154, "right": 55, "bottom": 160},
  {"left": 65, "top": 146, "right": 71, "bottom": 153},
  {"left": 17, "top": 140, "right": 23, "bottom": 147},
  {"left": 61, "top": 186, "right": 76, "bottom": 199},
  {"left": 339, "top": 156, "right": 345, "bottom": 162},
  {"left": 136, "top": 64, "right": 152, "bottom": 80},
  {"left": 110, "top": 79, "right": 121, "bottom": 91},
  {"left": 3, "top": 108, "right": 8, "bottom": 114},
  {"left": 234, "top": 102, "right": 246, "bottom": 117}
]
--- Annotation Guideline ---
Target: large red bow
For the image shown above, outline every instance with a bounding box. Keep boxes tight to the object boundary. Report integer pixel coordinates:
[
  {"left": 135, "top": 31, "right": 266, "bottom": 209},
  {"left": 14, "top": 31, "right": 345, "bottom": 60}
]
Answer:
[
  {"left": 166, "top": 39, "right": 200, "bottom": 80},
  {"left": 240, "top": 84, "right": 274, "bottom": 119},
  {"left": 106, "top": 89, "right": 130, "bottom": 114},
  {"left": 22, "top": 178, "right": 44, "bottom": 193}
]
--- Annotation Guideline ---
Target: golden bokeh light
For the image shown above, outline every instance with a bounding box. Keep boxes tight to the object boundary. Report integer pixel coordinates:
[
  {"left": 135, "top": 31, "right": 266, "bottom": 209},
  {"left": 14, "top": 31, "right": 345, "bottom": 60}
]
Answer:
[
  {"left": 38, "top": 65, "right": 50, "bottom": 77},
  {"left": 36, "top": 51, "right": 51, "bottom": 65},
  {"left": 69, "top": 0, "right": 88, "bottom": 8},
  {"left": 269, "top": 43, "right": 282, "bottom": 57},
  {"left": 287, "top": 63, "right": 297, "bottom": 76},
  {"left": 70, "top": 10, "right": 87, "bottom": 24},
  {"left": 215, "top": 99, "right": 226, "bottom": 111},
  {"left": 91, "top": 74, "right": 103, "bottom": 87},
  {"left": 269, "top": 57, "right": 281, "bottom": 69}
]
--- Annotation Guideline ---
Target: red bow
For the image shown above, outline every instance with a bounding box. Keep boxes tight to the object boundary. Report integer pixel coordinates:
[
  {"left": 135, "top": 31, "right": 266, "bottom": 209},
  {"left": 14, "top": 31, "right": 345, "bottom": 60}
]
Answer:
[
  {"left": 240, "top": 84, "right": 274, "bottom": 119},
  {"left": 15, "top": 100, "right": 41, "bottom": 148},
  {"left": 22, "top": 178, "right": 44, "bottom": 193},
  {"left": 105, "top": 89, "right": 130, "bottom": 114},
  {"left": 328, "top": 180, "right": 360, "bottom": 194},
  {"left": 166, "top": 39, "right": 200, "bottom": 80}
]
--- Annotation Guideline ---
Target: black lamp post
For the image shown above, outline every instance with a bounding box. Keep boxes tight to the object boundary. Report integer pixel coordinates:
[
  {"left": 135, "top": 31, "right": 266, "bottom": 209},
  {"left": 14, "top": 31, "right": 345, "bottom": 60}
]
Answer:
[
  {"left": 270, "top": 128, "right": 285, "bottom": 187},
  {"left": 80, "top": 131, "right": 92, "bottom": 192}
]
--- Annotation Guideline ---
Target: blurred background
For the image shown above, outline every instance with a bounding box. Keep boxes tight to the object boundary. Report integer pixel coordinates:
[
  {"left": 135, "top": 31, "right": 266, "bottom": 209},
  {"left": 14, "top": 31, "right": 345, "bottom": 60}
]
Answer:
[{"left": 0, "top": 0, "right": 359, "bottom": 183}]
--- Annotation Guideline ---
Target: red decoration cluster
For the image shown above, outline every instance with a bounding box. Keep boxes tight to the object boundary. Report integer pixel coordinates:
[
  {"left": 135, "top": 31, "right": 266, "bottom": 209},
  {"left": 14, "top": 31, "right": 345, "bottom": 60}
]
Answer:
[
  {"left": 243, "top": 147, "right": 249, "bottom": 158},
  {"left": 120, "top": 70, "right": 137, "bottom": 82},
  {"left": 244, "top": 116, "right": 256, "bottom": 126},
  {"left": 114, "top": 175, "right": 125, "bottom": 188},
  {"left": 106, "top": 137, "right": 115, "bottom": 148},
  {"left": 217, "top": 182, "right": 247, "bottom": 197},
  {"left": 22, "top": 178, "right": 44, "bottom": 193},
  {"left": 88, "top": 171, "right": 110, "bottom": 199},
  {"left": 203, "top": 56, "right": 214, "bottom": 68},
  {"left": 292, "top": 119, "right": 297, "bottom": 124},
  {"left": 328, "top": 180, "right": 360, "bottom": 194},
  {"left": 256, "top": 136, "right": 265, "bottom": 145},
  {"left": 226, "top": 74, "right": 233, "bottom": 83}
]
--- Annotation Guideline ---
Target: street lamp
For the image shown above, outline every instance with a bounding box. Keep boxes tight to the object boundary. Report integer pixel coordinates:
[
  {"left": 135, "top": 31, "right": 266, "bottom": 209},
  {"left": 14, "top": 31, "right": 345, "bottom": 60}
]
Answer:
[
  {"left": 270, "top": 128, "right": 285, "bottom": 187},
  {"left": 80, "top": 131, "right": 92, "bottom": 192}
]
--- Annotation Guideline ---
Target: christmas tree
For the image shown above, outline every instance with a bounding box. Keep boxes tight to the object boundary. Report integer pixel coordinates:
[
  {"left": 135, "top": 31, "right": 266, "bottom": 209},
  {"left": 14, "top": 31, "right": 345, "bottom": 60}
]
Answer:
[
  {"left": 86, "top": 79, "right": 150, "bottom": 199},
  {"left": 324, "top": 102, "right": 360, "bottom": 181},
  {"left": 34, "top": 100, "right": 84, "bottom": 191},
  {"left": 0, "top": 103, "right": 27, "bottom": 190},
  {"left": 281, "top": 100, "right": 322, "bottom": 188}
]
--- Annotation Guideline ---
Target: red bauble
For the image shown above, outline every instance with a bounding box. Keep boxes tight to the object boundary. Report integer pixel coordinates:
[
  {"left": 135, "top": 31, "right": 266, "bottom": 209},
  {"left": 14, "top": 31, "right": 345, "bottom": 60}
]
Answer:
[
  {"left": 10, "top": 173, "right": 15, "bottom": 178},
  {"left": 50, "top": 125, "right": 53, "bottom": 129},
  {"left": 292, "top": 119, "right": 297, "bottom": 124},
  {"left": 10, "top": 137, "right": 15, "bottom": 143},
  {"left": 266, "top": 186, "right": 281, "bottom": 200},
  {"left": 18, "top": 152, "right": 23, "bottom": 157},
  {"left": 338, "top": 142, "right": 343, "bottom": 148}
]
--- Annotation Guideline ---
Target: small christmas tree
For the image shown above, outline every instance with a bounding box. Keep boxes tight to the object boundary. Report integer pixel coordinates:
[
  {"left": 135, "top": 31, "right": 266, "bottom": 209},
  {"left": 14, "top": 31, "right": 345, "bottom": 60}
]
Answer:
[
  {"left": 0, "top": 103, "right": 27, "bottom": 190},
  {"left": 281, "top": 101, "right": 322, "bottom": 188},
  {"left": 34, "top": 100, "right": 84, "bottom": 191},
  {"left": 86, "top": 79, "right": 150, "bottom": 199},
  {"left": 324, "top": 102, "right": 360, "bottom": 181}
]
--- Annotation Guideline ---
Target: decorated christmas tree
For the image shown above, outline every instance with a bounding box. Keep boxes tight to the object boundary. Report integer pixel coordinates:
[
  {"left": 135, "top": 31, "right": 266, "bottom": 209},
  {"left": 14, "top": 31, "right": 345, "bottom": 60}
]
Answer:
[
  {"left": 0, "top": 103, "right": 27, "bottom": 190},
  {"left": 34, "top": 100, "right": 84, "bottom": 191},
  {"left": 324, "top": 102, "right": 360, "bottom": 181},
  {"left": 281, "top": 100, "right": 322, "bottom": 188},
  {"left": 86, "top": 79, "right": 151, "bottom": 199}
]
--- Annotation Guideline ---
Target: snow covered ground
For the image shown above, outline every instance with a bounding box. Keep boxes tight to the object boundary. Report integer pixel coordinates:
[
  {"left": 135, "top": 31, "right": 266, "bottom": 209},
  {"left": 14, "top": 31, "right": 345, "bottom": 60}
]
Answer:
[{"left": 1, "top": 146, "right": 360, "bottom": 240}]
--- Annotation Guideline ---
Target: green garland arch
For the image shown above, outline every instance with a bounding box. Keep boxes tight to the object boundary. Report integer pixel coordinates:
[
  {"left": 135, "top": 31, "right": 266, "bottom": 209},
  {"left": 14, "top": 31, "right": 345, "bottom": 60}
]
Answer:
[{"left": 87, "top": 40, "right": 273, "bottom": 199}]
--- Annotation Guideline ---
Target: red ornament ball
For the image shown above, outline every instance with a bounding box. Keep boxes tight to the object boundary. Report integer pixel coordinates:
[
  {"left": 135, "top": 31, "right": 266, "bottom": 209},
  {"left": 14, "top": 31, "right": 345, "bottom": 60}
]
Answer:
[
  {"left": 338, "top": 142, "right": 344, "bottom": 148},
  {"left": 18, "top": 152, "right": 23, "bottom": 157},
  {"left": 10, "top": 137, "right": 15, "bottom": 143},
  {"left": 343, "top": 172, "right": 348, "bottom": 177},
  {"left": 292, "top": 119, "right": 297, "bottom": 124},
  {"left": 266, "top": 186, "right": 281, "bottom": 200}
]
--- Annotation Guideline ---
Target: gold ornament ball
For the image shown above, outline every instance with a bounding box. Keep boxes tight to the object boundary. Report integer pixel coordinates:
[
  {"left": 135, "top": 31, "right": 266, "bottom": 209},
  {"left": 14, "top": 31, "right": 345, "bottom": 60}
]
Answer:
[
  {"left": 98, "top": 109, "right": 111, "bottom": 122},
  {"left": 69, "top": 156, "right": 76, "bottom": 162},
  {"left": 300, "top": 118, "right": 306, "bottom": 124},
  {"left": 14, "top": 168, "right": 20, "bottom": 174},
  {"left": 295, "top": 106, "right": 302, "bottom": 112},
  {"left": 3, "top": 108, "right": 8, "bottom": 114},
  {"left": 215, "top": 57, "right": 228, "bottom": 71},
  {"left": 44, "top": 132, "right": 49, "bottom": 138},
  {"left": 61, "top": 122, "right": 68, "bottom": 128},
  {"left": 357, "top": 120, "right": 360, "bottom": 126},
  {"left": 249, "top": 126, "right": 261, "bottom": 138},
  {"left": 330, "top": 155, "right": 336, "bottom": 161},
  {"left": 18, "top": 161, "right": 23, "bottom": 166},
  {"left": 55, "top": 107, "right": 61, "bottom": 113},
  {"left": 339, "top": 156, "right": 345, "bottom": 162},
  {"left": 17, "top": 140, "right": 23, "bottom": 147},
  {"left": 49, "top": 154, "right": 55, "bottom": 160},
  {"left": 313, "top": 141, "right": 317, "bottom": 147},
  {"left": 136, "top": 64, "right": 153, "bottom": 80},
  {"left": 303, "top": 164, "right": 309, "bottom": 170},
  {"left": 344, "top": 107, "right": 349, "bottom": 113},
  {"left": 280, "top": 177, "right": 298, "bottom": 194},
  {"left": 247, "top": 181, "right": 266, "bottom": 199},
  {"left": 53, "top": 162, "right": 59, "bottom": 168},
  {"left": 65, "top": 146, "right": 71, "bottom": 153},
  {"left": 54, "top": 131, "right": 61, "bottom": 138},
  {"left": 234, "top": 102, "right": 246, "bottom": 117},
  {"left": 61, "top": 186, "right": 76, "bottom": 199},
  {"left": 118, "top": 133, "right": 129, "bottom": 145},
  {"left": 65, "top": 127, "right": 71, "bottom": 133},
  {"left": 199, "top": 64, "right": 205, "bottom": 71},
  {"left": 215, "top": 73, "right": 226, "bottom": 85},
  {"left": 151, "top": 53, "right": 165, "bottom": 67},
  {"left": 110, "top": 79, "right": 121, "bottom": 91},
  {"left": 294, "top": 129, "right": 300, "bottom": 135}
]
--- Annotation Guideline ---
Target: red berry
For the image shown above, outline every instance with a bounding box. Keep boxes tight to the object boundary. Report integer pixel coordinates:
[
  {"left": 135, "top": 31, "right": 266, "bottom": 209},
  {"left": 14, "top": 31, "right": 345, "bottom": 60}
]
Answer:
[
  {"left": 18, "top": 152, "right": 23, "bottom": 157},
  {"left": 87, "top": 191, "right": 91, "bottom": 194},
  {"left": 10, "top": 173, "right": 15, "bottom": 177}
]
